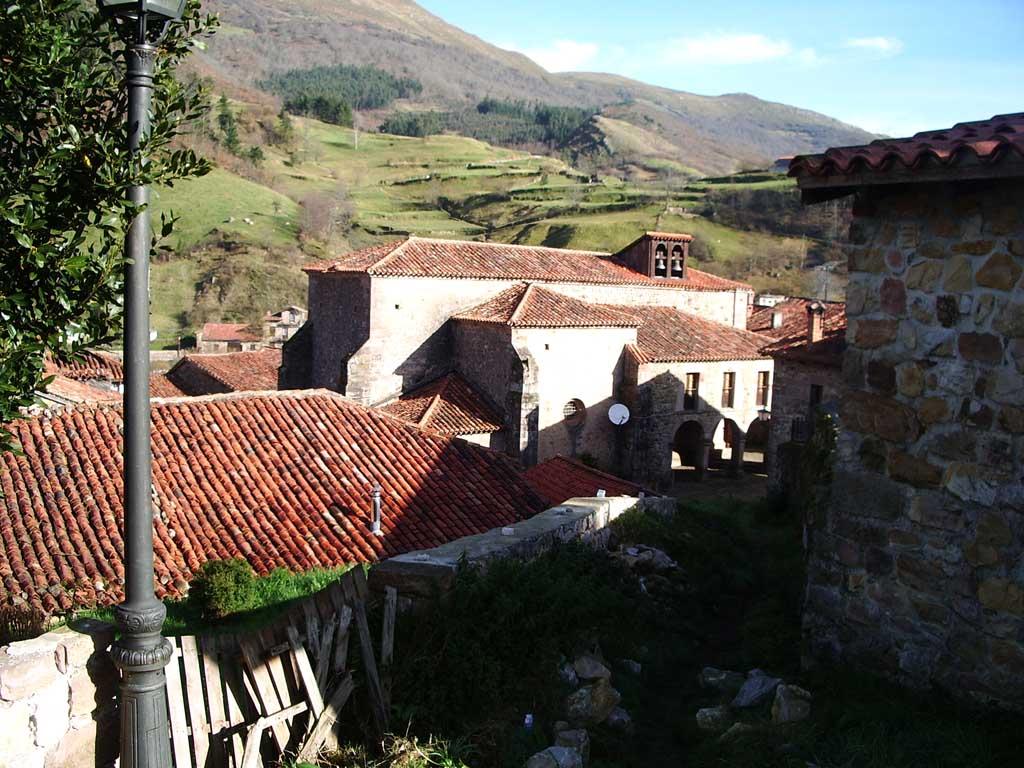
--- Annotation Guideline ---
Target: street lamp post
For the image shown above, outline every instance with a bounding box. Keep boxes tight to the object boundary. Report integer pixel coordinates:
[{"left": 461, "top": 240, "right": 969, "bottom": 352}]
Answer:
[{"left": 97, "top": 3, "right": 186, "bottom": 767}]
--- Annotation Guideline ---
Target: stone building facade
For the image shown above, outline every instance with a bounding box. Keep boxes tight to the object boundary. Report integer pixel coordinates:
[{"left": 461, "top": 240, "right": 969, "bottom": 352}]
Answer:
[
  {"left": 790, "top": 113, "right": 1024, "bottom": 710},
  {"left": 285, "top": 234, "right": 771, "bottom": 479}
]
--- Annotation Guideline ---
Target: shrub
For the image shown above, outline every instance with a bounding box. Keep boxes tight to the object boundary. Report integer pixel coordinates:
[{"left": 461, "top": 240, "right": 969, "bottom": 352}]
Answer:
[
  {"left": 190, "top": 558, "right": 258, "bottom": 619},
  {"left": 0, "top": 605, "right": 47, "bottom": 644}
]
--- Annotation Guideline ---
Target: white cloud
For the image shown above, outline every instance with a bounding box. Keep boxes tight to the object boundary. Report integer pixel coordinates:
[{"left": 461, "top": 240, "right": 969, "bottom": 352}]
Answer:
[
  {"left": 506, "top": 39, "right": 600, "bottom": 72},
  {"left": 844, "top": 36, "right": 904, "bottom": 56},
  {"left": 660, "top": 33, "right": 793, "bottom": 65},
  {"left": 796, "top": 48, "right": 823, "bottom": 67}
]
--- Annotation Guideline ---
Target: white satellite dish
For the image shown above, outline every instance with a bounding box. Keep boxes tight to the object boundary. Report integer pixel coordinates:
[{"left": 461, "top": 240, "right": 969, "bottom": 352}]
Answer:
[{"left": 608, "top": 403, "right": 630, "bottom": 425}]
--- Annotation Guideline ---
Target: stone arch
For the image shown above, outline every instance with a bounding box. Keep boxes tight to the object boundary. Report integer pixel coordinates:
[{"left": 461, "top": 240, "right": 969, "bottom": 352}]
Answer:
[
  {"left": 711, "top": 418, "right": 746, "bottom": 474},
  {"left": 744, "top": 417, "right": 770, "bottom": 474},
  {"left": 672, "top": 420, "right": 704, "bottom": 470}
]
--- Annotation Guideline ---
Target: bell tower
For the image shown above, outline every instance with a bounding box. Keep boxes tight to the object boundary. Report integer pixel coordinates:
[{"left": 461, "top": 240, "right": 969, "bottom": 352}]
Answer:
[{"left": 615, "top": 232, "right": 692, "bottom": 279}]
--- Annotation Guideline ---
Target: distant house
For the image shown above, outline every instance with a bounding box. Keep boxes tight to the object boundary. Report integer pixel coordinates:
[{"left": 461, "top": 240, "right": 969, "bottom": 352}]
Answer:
[
  {"left": 196, "top": 322, "right": 262, "bottom": 353},
  {"left": 749, "top": 297, "right": 846, "bottom": 487},
  {"left": 165, "top": 349, "right": 282, "bottom": 396},
  {"left": 263, "top": 306, "right": 308, "bottom": 347},
  {"left": 0, "top": 390, "right": 549, "bottom": 615},
  {"left": 771, "top": 156, "right": 795, "bottom": 174}
]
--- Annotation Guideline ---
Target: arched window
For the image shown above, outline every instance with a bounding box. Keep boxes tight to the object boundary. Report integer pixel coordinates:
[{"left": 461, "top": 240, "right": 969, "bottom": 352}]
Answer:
[
  {"left": 670, "top": 244, "right": 684, "bottom": 277},
  {"left": 563, "top": 398, "right": 586, "bottom": 428},
  {"left": 654, "top": 244, "right": 668, "bottom": 277}
]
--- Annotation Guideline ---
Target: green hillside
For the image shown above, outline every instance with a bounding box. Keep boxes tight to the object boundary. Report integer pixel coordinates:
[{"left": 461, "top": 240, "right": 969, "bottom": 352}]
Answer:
[{"left": 148, "top": 110, "right": 832, "bottom": 347}]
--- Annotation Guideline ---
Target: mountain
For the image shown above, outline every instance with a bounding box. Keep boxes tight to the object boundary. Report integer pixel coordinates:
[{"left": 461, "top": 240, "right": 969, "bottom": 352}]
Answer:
[{"left": 195, "top": 0, "right": 876, "bottom": 175}]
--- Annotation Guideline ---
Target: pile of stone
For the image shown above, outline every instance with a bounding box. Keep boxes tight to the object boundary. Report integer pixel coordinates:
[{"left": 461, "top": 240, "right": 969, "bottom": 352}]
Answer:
[
  {"left": 527, "top": 651, "right": 639, "bottom": 768},
  {"left": 694, "top": 666, "right": 812, "bottom": 739},
  {"left": 610, "top": 544, "right": 687, "bottom": 605}
]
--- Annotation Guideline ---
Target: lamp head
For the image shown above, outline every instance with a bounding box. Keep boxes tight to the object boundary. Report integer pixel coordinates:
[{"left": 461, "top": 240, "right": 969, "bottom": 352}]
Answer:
[{"left": 97, "top": 0, "right": 186, "bottom": 22}]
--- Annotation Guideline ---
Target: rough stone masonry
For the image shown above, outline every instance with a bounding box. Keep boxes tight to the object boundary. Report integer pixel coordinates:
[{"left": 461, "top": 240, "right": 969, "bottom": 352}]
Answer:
[{"left": 803, "top": 178, "right": 1024, "bottom": 710}]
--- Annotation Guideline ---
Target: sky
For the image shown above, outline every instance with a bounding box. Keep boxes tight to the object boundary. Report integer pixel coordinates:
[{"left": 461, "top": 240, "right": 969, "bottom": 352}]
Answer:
[{"left": 418, "top": 0, "right": 1024, "bottom": 137}]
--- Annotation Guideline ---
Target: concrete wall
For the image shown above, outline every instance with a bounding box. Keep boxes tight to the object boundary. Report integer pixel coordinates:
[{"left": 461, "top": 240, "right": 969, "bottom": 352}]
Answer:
[
  {"left": 626, "top": 357, "right": 774, "bottom": 489},
  {"left": 803, "top": 179, "right": 1024, "bottom": 710},
  {"left": 513, "top": 326, "right": 638, "bottom": 468},
  {"left": 767, "top": 358, "right": 843, "bottom": 487},
  {"left": 0, "top": 621, "right": 118, "bottom": 768}
]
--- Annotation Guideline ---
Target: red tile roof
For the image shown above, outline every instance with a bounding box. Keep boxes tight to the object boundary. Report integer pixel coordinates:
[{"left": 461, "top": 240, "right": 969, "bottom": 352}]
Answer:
[
  {"left": 621, "top": 305, "right": 770, "bottom": 363},
  {"left": 200, "top": 322, "right": 263, "bottom": 343},
  {"left": 40, "top": 376, "right": 120, "bottom": 405},
  {"left": 753, "top": 299, "right": 847, "bottom": 367},
  {"left": 306, "top": 237, "right": 751, "bottom": 292},
  {"left": 453, "top": 283, "right": 642, "bottom": 328},
  {"left": 149, "top": 374, "right": 188, "bottom": 399},
  {"left": 168, "top": 349, "right": 282, "bottom": 393},
  {"left": 789, "top": 112, "right": 1024, "bottom": 183},
  {"left": 44, "top": 351, "right": 123, "bottom": 382},
  {"left": 643, "top": 231, "right": 694, "bottom": 242},
  {"left": 380, "top": 373, "right": 503, "bottom": 436},
  {"left": 524, "top": 456, "right": 650, "bottom": 507},
  {"left": 0, "top": 390, "right": 547, "bottom": 615}
]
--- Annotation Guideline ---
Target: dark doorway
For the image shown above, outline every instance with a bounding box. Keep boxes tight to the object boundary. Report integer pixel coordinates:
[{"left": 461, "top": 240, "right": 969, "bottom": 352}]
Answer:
[{"left": 673, "top": 421, "right": 704, "bottom": 472}]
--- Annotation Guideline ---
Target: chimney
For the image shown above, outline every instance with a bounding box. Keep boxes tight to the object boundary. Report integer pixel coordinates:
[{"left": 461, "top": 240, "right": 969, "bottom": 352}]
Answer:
[
  {"left": 370, "top": 482, "right": 383, "bottom": 536},
  {"left": 807, "top": 302, "right": 825, "bottom": 343},
  {"left": 771, "top": 310, "right": 784, "bottom": 330}
]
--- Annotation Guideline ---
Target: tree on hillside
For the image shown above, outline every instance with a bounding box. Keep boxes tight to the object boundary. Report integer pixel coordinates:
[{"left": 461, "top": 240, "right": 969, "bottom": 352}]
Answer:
[
  {"left": 0, "top": 0, "right": 217, "bottom": 452},
  {"left": 217, "top": 95, "right": 242, "bottom": 155},
  {"left": 299, "top": 183, "right": 355, "bottom": 244}
]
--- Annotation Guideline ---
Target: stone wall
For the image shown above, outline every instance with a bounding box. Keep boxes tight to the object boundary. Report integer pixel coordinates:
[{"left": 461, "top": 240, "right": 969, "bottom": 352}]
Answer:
[
  {"left": 766, "top": 358, "right": 842, "bottom": 488},
  {"left": 0, "top": 620, "right": 119, "bottom": 768},
  {"left": 305, "top": 272, "right": 371, "bottom": 396},
  {"left": 804, "top": 179, "right": 1024, "bottom": 710},
  {"left": 626, "top": 357, "right": 775, "bottom": 490}
]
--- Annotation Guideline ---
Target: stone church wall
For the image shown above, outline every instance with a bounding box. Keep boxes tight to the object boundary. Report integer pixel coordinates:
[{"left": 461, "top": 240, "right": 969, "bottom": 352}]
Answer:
[{"left": 803, "top": 179, "right": 1024, "bottom": 710}]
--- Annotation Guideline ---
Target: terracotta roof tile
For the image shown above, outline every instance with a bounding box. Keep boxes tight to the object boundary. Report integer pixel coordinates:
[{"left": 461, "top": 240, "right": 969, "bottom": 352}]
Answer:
[
  {"left": 789, "top": 112, "right": 1024, "bottom": 182},
  {"left": 524, "top": 456, "right": 651, "bottom": 507},
  {"left": 44, "top": 351, "right": 123, "bottom": 382},
  {"left": 752, "top": 298, "right": 846, "bottom": 367},
  {"left": 380, "top": 373, "right": 503, "bottom": 436},
  {"left": 621, "top": 305, "right": 770, "bottom": 363},
  {"left": 0, "top": 390, "right": 547, "bottom": 615},
  {"left": 169, "top": 349, "right": 281, "bottom": 393},
  {"left": 306, "top": 237, "right": 751, "bottom": 292},
  {"left": 39, "top": 376, "right": 120, "bottom": 405},
  {"left": 200, "top": 322, "right": 263, "bottom": 343},
  {"left": 149, "top": 374, "right": 188, "bottom": 398},
  {"left": 453, "top": 283, "right": 642, "bottom": 328}
]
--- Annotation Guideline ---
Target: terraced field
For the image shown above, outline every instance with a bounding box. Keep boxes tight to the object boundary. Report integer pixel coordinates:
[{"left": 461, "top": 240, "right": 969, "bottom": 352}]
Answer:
[{"left": 148, "top": 112, "right": 818, "bottom": 346}]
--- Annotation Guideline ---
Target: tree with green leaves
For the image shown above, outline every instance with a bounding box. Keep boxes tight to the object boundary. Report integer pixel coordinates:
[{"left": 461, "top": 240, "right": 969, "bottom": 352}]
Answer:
[
  {"left": 217, "top": 94, "right": 241, "bottom": 155},
  {"left": 0, "top": 0, "right": 217, "bottom": 452}
]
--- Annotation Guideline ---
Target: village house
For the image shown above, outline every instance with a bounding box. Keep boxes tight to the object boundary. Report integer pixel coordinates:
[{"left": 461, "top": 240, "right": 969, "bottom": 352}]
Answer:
[
  {"left": 196, "top": 321, "right": 263, "bottom": 353},
  {"left": 39, "top": 350, "right": 184, "bottom": 405},
  {"left": 790, "top": 112, "right": 1024, "bottom": 710},
  {"left": 264, "top": 305, "right": 308, "bottom": 347},
  {"left": 282, "top": 233, "right": 774, "bottom": 488},
  {"left": 749, "top": 297, "right": 847, "bottom": 489},
  {"left": 164, "top": 348, "right": 282, "bottom": 396}
]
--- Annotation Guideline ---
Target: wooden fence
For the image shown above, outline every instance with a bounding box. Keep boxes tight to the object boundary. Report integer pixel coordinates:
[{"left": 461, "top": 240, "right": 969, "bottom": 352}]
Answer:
[{"left": 163, "top": 567, "right": 397, "bottom": 768}]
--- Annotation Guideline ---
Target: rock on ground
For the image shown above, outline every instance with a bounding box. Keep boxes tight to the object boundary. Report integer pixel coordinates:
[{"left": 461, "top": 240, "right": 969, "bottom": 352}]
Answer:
[
  {"left": 731, "top": 670, "right": 782, "bottom": 708},
  {"left": 573, "top": 653, "right": 611, "bottom": 683},
  {"left": 554, "top": 728, "right": 590, "bottom": 764},
  {"left": 558, "top": 661, "right": 579, "bottom": 688},
  {"left": 697, "top": 666, "right": 746, "bottom": 696},
  {"left": 605, "top": 706, "right": 634, "bottom": 734},
  {"left": 771, "top": 684, "right": 812, "bottom": 724},
  {"left": 695, "top": 705, "right": 733, "bottom": 732},
  {"left": 526, "top": 746, "right": 583, "bottom": 768},
  {"left": 566, "top": 679, "right": 621, "bottom": 725},
  {"left": 619, "top": 658, "right": 642, "bottom": 676},
  {"left": 718, "top": 722, "right": 758, "bottom": 742}
]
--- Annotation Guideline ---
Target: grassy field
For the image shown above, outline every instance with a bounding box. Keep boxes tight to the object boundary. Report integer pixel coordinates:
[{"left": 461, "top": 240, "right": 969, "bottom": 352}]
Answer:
[{"left": 146, "top": 110, "right": 819, "bottom": 345}]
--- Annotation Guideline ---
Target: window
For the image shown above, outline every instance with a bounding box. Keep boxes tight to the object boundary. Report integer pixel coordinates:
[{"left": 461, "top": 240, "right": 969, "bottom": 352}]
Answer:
[
  {"left": 563, "top": 399, "right": 586, "bottom": 428},
  {"left": 670, "top": 244, "right": 684, "bottom": 278},
  {"left": 721, "top": 372, "right": 735, "bottom": 408},
  {"left": 684, "top": 373, "right": 700, "bottom": 411},
  {"left": 810, "top": 384, "right": 824, "bottom": 409},
  {"left": 756, "top": 371, "right": 771, "bottom": 407},
  {"left": 654, "top": 244, "right": 668, "bottom": 277}
]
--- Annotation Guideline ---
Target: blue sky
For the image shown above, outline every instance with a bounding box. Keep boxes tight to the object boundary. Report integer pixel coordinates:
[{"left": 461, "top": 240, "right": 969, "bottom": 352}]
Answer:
[{"left": 419, "top": 0, "right": 1024, "bottom": 137}]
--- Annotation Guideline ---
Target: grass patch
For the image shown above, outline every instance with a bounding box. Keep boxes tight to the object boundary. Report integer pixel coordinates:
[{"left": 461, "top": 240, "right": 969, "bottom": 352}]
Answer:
[{"left": 76, "top": 564, "right": 355, "bottom": 636}]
